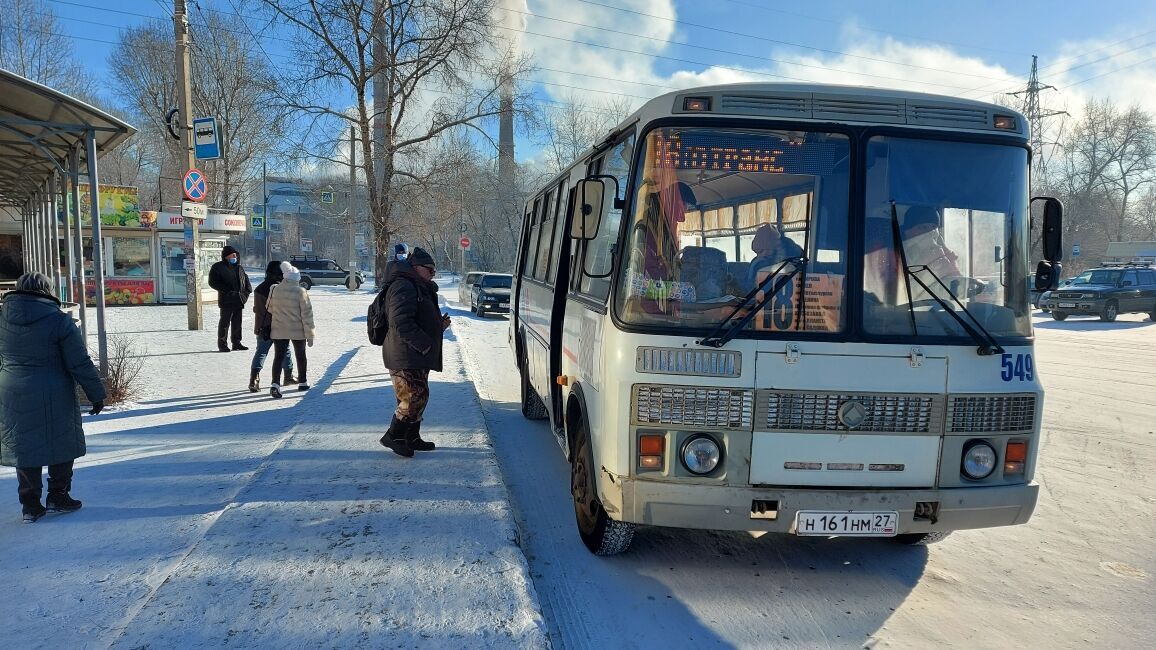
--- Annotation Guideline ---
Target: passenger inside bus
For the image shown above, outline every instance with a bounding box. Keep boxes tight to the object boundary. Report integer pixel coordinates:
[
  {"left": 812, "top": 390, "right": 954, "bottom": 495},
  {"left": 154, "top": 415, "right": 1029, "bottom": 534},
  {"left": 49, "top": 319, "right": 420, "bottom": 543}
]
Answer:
[{"left": 745, "top": 223, "right": 803, "bottom": 292}]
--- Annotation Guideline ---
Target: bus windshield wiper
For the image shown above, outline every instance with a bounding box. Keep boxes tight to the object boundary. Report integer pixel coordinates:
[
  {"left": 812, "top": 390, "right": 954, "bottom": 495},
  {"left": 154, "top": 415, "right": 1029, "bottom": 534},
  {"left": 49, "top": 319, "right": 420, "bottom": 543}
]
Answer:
[
  {"left": 889, "top": 202, "right": 1004, "bottom": 356},
  {"left": 698, "top": 256, "right": 807, "bottom": 348}
]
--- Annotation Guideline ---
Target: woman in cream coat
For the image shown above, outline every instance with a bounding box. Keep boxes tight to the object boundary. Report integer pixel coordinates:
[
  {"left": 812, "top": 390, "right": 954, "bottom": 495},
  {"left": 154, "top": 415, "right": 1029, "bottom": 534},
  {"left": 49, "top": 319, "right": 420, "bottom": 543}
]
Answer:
[{"left": 266, "top": 261, "right": 315, "bottom": 398}]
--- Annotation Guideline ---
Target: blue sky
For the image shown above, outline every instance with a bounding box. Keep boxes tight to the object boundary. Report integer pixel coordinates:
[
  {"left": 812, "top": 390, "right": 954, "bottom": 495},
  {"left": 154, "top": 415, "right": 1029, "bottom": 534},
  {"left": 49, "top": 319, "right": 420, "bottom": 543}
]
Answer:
[{"left": 42, "top": 0, "right": 1156, "bottom": 162}]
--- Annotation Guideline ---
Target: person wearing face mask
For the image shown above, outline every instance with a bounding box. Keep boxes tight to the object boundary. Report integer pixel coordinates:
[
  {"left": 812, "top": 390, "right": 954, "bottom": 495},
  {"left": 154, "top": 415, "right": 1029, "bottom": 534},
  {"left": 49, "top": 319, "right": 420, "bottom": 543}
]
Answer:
[{"left": 208, "top": 245, "right": 253, "bottom": 352}]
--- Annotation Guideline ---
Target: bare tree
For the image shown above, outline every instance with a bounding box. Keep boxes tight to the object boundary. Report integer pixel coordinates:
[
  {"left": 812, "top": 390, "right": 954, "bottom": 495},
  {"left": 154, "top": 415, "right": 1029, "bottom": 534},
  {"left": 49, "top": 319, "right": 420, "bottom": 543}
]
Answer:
[
  {"left": 0, "top": 0, "right": 94, "bottom": 96},
  {"left": 537, "top": 93, "right": 634, "bottom": 175},
  {"left": 251, "top": 0, "right": 533, "bottom": 283},
  {"left": 108, "top": 13, "right": 286, "bottom": 211},
  {"left": 1059, "top": 99, "right": 1156, "bottom": 243}
]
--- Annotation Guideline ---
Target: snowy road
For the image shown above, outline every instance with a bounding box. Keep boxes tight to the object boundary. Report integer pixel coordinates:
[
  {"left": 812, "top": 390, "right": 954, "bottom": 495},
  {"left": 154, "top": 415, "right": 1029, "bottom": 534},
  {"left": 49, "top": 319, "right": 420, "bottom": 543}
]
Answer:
[{"left": 451, "top": 294, "right": 1156, "bottom": 650}]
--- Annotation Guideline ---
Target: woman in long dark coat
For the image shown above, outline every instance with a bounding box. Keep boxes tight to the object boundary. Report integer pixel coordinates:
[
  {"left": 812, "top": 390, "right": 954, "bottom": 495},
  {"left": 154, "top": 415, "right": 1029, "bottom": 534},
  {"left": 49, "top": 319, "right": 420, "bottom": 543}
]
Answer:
[{"left": 0, "top": 273, "right": 106, "bottom": 522}]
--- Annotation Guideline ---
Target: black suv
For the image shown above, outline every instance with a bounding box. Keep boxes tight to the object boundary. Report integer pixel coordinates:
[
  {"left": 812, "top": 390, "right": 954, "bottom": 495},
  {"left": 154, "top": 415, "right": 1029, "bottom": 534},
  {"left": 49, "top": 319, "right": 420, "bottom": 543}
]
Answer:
[
  {"left": 289, "top": 256, "right": 365, "bottom": 290},
  {"left": 1042, "top": 261, "right": 1156, "bottom": 322}
]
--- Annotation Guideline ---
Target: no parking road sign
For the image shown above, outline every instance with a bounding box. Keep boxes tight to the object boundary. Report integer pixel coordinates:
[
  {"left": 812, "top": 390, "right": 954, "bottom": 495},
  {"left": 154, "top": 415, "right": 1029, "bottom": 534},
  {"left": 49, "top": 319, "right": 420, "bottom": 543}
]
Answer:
[{"left": 183, "top": 168, "right": 208, "bottom": 202}]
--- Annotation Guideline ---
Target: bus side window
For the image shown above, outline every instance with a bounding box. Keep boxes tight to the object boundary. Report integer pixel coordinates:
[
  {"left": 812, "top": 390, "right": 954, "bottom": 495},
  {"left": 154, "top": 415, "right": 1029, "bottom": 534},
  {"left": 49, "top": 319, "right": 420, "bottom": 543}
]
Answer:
[
  {"left": 546, "top": 182, "right": 569, "bottom": 286},
  {"left": 577, "top": 132, "right": 635, "bottom": 301},
  {"left": 524, "top": 196, "right": 543, "bottom": 280}
]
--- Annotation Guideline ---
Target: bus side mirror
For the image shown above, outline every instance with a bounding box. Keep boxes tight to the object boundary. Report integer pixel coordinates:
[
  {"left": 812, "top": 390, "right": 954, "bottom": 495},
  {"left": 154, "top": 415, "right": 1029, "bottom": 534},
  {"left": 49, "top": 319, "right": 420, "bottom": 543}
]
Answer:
[
  {"left": 572, "top": 178, "right": 608, "bottom": 240},
  {"left": 1036, "top": 260, "right": 1061, "bottom": 291},
  {"left": 1039, "top": 196, "right": 1063, "bottom": 262}
]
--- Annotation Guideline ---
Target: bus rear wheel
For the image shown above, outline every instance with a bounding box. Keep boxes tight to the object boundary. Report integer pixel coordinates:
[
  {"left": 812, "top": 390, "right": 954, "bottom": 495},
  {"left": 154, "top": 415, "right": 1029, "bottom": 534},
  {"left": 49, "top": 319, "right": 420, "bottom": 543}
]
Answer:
[
  {"left": 520, "top": 364, "right": 548, "bottom": 420},
  {"left": 571, "top": 419, "right": 634, "bottom": 555}
]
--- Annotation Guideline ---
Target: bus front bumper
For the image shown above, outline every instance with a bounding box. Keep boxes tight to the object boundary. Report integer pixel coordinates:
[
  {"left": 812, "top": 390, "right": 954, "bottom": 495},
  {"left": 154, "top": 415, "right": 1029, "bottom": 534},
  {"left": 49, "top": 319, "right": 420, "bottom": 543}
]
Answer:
[{"left": 616, "top": 478, "right": 1039, "bottom": 534}]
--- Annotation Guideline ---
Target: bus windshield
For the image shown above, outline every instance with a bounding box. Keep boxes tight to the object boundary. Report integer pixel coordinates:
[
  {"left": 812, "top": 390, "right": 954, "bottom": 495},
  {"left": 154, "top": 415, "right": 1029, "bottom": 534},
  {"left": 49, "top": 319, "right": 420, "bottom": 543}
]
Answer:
[
  {"left": 862, "top": 137, "right": 1031, "bottom": 339},
  {"left": 615, "top": 126, "right": 851, "bottom": 334}
]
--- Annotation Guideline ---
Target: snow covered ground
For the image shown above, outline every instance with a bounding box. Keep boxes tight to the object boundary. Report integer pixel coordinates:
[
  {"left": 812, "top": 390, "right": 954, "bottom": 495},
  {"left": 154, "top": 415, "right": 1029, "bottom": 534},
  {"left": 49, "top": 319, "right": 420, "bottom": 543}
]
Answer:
[
  {"left": 0, "top": 279, "right": 547, "bottom": 648},
  {"left": 450, "top": 300, "right": 1155, "bottom": 649},
  {"left": 2, "top": 278, "right": 1153, "bottom": 649}
]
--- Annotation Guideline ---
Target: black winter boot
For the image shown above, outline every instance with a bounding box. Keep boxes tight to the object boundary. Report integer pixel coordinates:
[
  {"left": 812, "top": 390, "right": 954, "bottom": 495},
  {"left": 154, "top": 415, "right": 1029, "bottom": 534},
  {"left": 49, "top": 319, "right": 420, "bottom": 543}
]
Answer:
[
  {"left": 407, "top": 420, "right": 435, "bottom": 452},
  {"left": 22, "top": 502, "right": 46, "bottom": 523},
  {"left": 379, "top": 416, "right": 414, "bottom": 458},
  {"left": 282, "top": 373, "right": 298, "bottom": 386},
  {"left": 248, "top": 369, "right": 260, "bottom": 393},
  {"left": 45, "top": 491, "right": 82, "bottom": 512}
]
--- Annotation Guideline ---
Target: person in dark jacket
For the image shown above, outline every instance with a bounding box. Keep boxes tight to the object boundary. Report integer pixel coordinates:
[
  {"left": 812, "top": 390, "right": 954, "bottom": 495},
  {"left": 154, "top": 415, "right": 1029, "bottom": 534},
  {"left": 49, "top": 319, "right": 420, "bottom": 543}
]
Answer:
[
  {"left": 0, "top": 273, "right": 106, "bottom": 523},
  {"left": 208, "top": 245, "right": 253, "bottom": 352},
  {"left": 378, "top": 247, "right": 450, "bottom": 457},
  {"left": 248, "top": 260, "right": 296, "bottom": 392}
]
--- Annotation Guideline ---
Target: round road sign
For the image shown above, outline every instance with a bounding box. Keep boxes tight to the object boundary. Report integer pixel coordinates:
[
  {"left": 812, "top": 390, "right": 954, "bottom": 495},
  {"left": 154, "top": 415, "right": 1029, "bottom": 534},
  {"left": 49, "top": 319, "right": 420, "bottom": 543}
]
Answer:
[
  {"left": 460, "top": 236, "right": 471, "bottom": 250},
  {"left": 183, "top": 168, "right": 208, "bottom": 202}
]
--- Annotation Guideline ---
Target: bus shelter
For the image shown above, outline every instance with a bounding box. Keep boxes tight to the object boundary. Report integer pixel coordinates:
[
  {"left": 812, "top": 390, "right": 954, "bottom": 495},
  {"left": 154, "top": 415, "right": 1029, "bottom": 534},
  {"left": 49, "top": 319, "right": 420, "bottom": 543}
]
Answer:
[{"left": 0, "top": 68, "right": 136, "bottom": 375}]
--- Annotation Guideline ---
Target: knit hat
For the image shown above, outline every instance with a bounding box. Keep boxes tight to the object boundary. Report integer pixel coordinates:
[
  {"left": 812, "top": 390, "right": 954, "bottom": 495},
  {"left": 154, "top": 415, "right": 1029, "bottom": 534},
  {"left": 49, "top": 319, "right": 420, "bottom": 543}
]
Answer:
[
  {"left": 264, "top": 260, "right": 283, "bottom": 279},
  {"left": 394, "top": 243, "right": 409, "bottom": 258},
  {"left": 222, "top": 245, "right": 239, "bottom": 260},
  {"left": 408, "top": 247, "right": 434, "bottom": 268},
  {"left": 280, "top": 261, "right": 300, "bottom": 282}
]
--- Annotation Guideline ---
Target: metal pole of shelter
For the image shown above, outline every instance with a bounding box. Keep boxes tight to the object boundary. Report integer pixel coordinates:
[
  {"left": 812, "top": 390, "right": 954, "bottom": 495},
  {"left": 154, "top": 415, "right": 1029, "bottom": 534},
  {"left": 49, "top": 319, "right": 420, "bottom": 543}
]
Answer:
[
  {"left": 21, "top": 206, "right": 29, "bottom": 273},
  {"left": 70, "top": 146, "right": 88, "bottom": 338},
  {"left": 86, "top": 131, "right": 109, "bottom": 376},
  {"left": 31, "top": 193, "right": 41, "bottom": 275},
  {"left": 50, "top": 173, "right": 62, "bottom": 297}
]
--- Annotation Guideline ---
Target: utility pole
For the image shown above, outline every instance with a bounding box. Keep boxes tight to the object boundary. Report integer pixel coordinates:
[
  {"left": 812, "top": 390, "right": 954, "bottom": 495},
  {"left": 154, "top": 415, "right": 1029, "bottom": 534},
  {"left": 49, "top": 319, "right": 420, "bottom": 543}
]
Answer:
[
  {"left": 1009, "top": 55, "right": 1068, "bottom": 180},
  {"left": 174, "top": 0, "right": 202, "bottom": 330},
  {"left": 348, "top": 125, "right": 358, "bottom": 272},
  {"left": 263, "top": 162, "right": 269, "bottom": 266}
]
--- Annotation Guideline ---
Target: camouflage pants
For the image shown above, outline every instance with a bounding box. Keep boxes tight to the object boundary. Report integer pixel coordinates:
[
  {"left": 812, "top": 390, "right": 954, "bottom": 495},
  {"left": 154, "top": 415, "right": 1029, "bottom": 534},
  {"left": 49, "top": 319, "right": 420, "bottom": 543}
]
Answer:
[{"left": 389, "top": 368, "right": 430, "bottom": 424}]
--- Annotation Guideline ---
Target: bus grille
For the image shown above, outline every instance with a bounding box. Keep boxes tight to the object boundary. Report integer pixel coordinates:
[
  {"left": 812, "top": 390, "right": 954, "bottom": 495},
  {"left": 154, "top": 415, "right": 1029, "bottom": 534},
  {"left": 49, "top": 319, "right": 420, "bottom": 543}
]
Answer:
[
  {"left": 947, "top": 394, "right": 1036, "bottom": 433},
  {"left": 634, "top": 385, "right": 753, "bottom": 429},
  {"left": 761, "top": 391, "right": 939, "bottom": 433}
]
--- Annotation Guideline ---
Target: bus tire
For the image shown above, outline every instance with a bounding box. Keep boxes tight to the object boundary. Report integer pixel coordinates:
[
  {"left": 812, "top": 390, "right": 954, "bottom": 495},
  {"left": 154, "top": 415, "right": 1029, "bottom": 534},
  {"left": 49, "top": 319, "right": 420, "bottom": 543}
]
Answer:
[
  {"left": 571, "top": 419, "right": 634, "bottom": 555},
  {"left": 520, "top": 365, "right": 548, "bottom": 420},
  {"left": 891, "top": 531, "right": 951, "bottom": 546}
]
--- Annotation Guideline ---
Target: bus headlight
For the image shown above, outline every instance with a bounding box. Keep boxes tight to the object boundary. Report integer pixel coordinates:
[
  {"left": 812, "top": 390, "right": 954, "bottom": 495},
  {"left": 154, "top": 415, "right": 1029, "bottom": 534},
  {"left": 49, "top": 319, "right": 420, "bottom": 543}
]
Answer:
[
  {"left": 961, "top": 441, "right": 997, "bottom": 480},
  {"left": 681, "top": 435, "right": 722, "bottom": 475}
]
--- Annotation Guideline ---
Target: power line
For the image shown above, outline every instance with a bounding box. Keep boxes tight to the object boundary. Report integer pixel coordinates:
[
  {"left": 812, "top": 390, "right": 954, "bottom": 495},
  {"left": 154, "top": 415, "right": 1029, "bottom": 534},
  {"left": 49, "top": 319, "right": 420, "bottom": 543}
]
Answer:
[
  {"left": 496, "top": 5, "right": 1008, "bottom": 93},
  {"left": 566, "top": 0, "right": 1013, "bottom": 81},
  {"left": 713, "top": 0, "right": 1031, "bottom": 58}
]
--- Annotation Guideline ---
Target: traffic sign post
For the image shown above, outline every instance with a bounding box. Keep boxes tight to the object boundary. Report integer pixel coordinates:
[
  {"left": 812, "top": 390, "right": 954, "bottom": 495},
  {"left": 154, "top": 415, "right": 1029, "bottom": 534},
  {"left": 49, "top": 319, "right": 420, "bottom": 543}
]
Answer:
[
  {"left": 1072, "top": 243, "right": 1081, "bottom": 258},
  {"left": 192, "top": 116, "right": 221, "bottom": 160},
  {"left": 459, "top": 235, "right": 471, "bottom": 274}
]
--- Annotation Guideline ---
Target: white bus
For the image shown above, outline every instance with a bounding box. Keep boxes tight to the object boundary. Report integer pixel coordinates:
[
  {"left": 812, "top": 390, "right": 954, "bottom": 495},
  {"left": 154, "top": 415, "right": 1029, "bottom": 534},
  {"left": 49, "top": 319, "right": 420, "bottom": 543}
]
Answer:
[{"left": 510, "top": 83, "right": 1063, "bottom": 555}]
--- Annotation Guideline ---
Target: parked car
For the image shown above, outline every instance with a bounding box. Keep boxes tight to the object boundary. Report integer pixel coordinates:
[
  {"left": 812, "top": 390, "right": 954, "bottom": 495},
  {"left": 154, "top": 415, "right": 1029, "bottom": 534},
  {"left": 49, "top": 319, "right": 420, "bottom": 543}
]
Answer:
[
  {"left": 290, "top": 256, "right": 364, "bottom": 290},
  {"left": 458, "top": 271, "right": 486, "bottom": 305},
  {"left": 1041, "top": 262, "right": 1156, "bottom": 321},
  {"left": 471, "top": 273, "right": 512, "bottom": 317}
]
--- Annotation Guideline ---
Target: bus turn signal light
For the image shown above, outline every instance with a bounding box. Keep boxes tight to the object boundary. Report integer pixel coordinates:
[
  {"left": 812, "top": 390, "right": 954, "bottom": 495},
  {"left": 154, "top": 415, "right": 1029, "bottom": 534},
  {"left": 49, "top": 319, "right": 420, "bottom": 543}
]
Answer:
[
  {"left": 1005, "top": 440, "right": 1027, "bottom": 475},
  {"left": 639, "top": 434, "right": 665, "bottom": 470}
]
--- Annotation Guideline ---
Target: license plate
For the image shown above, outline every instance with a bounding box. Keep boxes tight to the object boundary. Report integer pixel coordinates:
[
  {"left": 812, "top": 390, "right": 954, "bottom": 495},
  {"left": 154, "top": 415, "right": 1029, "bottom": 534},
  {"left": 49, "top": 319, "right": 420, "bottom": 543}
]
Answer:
[
  {"left": 1058, "top": 302, "right": 1076, "bottom": 308},
  {"left": 794, "top": 510, "right": 898, "bottom": 537}
]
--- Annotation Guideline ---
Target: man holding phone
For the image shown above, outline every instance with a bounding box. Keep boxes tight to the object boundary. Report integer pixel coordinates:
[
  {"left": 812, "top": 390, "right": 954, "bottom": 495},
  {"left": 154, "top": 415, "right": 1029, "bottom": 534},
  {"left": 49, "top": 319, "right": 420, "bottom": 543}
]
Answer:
[{"left": 377, "top": 247, "right": 451, "bottom": 457}]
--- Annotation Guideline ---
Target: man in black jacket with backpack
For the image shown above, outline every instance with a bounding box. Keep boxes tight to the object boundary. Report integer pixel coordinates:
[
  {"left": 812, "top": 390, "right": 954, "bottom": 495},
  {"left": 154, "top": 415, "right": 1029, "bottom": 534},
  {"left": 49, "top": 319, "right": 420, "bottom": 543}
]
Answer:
[{"left": 374, "top": 247, "right": 450, "bottom": 457}]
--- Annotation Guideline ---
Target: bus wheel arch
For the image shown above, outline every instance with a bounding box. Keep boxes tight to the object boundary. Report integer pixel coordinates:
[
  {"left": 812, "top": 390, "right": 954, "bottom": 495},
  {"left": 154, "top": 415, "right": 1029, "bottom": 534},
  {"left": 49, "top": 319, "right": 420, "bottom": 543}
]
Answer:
[{"left": 566, "top": 388, "right": 635, "bottom": 555}]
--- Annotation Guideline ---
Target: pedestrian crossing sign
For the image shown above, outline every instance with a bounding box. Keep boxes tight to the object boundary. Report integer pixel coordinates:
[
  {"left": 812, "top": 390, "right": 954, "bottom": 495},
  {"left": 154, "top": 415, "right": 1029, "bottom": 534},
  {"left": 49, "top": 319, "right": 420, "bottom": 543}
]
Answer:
[{"left": 251, "top": 215, "right": 265, "bottom": 230}]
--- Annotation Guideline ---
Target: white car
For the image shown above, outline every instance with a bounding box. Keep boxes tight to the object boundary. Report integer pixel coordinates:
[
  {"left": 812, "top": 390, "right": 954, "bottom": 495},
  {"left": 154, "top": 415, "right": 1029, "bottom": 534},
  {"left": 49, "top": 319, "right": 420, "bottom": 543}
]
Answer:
[{"left": 458, "top": 271, "right": 486, "bottom": 305}]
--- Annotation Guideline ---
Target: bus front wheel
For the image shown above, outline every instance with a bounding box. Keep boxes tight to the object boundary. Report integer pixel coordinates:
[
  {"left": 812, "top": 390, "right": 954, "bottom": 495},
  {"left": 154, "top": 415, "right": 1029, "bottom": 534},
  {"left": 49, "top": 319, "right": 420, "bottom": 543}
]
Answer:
[{"left": 571, "top": 419, "right": 634, "bottom": 555}]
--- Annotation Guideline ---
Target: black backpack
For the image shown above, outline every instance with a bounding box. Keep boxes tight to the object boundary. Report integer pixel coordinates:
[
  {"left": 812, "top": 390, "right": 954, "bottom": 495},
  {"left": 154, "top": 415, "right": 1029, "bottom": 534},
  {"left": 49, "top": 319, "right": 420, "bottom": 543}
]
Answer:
[{"left": 367, "top": 288, "right": 390, "bottom": 345}]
